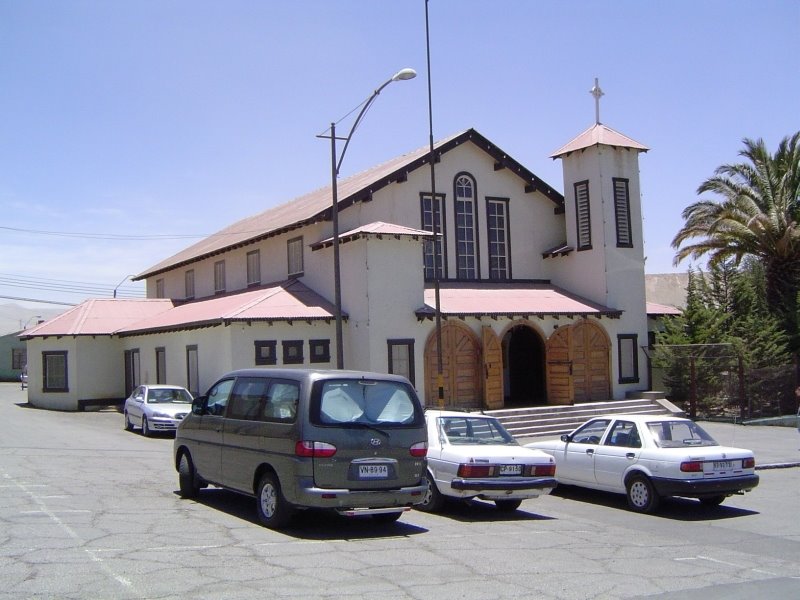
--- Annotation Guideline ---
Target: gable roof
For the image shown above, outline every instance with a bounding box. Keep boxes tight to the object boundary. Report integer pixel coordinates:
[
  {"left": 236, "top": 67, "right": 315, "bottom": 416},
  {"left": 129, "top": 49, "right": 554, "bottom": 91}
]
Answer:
[
  {"left": 135, "top": 129, "right": 564, "bottom": 280},
  {"left": 310, "top": 221, "right": 434, "bottom": 251},
  {"left": 550, "top": 123, "right": 649, "bottom": 158},
  {"left": 415, "top": 282, "right": 622, "bottom": 319},
  {"left": 20, "top": 280, "right": 338, "bottom": 338}
]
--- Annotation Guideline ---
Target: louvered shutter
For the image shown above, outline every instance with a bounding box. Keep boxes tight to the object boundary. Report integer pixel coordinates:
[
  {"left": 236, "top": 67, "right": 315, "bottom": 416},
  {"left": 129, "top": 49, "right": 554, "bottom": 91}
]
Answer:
[{"left": 574, "top": 181, "right": 592, "bottom": 250}]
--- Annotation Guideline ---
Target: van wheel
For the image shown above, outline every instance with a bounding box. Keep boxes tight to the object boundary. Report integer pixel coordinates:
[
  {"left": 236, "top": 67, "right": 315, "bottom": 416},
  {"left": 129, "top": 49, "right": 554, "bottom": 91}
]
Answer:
[
  {"left": 494, "top": 499, "right": 522, "bottom": 512},
  {"left": 371, "top": 511, "right": 403, "bottom": 524},
  {"left": 417, "top": 472, "right": 445, "bottom": 512},
  {"left": 256, "top": 473, "right": 293, "bottom": 529},
  {"left": 124, "top": 412, "right": 134, "bottom": 432},
  {"left": 626, "top": 474, "right": 660, "bottom": 513},
  {"left": 141, "top": 417, "right": 151, "bottom": 437},
  {"left": 178, "top": 453, "right": 200, "bottom": 499}
]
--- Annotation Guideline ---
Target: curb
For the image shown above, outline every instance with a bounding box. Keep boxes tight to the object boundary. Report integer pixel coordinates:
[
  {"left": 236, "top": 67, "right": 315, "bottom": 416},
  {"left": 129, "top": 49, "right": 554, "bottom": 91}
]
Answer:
[{"left": 755, "top": 462, "right": 800, "bottom": 470}]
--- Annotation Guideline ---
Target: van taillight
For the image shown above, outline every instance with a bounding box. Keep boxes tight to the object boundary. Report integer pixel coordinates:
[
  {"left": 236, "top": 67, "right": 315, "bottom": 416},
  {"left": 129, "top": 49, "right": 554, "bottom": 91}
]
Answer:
[
  {"left": 742, "top": 457, "right": 755, "bottom": 469},
  {"left": 457, "top": 464, "right": 492, "bottom": 478},
  {"left": 680, "top": 461, "right": 703, "bottom": 472},
  {"left": 295, "top": 441, "right": 337, "bottom": 458},
  {"left": 409, "top": 442, "right": 427, "bottom": 458}
]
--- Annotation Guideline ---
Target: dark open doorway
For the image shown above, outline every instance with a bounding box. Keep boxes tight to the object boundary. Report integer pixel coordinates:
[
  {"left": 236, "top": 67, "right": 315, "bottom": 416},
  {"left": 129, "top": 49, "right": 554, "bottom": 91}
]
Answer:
[{"left": 503, "top": 325, "right": 546, "bottom": 406}]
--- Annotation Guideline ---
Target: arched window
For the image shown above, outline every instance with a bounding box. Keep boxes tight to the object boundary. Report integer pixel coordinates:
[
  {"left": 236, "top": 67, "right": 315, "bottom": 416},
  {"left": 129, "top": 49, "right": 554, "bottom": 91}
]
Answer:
[{"left": 454, "top": 174, "right": 477, "bottom": 279}]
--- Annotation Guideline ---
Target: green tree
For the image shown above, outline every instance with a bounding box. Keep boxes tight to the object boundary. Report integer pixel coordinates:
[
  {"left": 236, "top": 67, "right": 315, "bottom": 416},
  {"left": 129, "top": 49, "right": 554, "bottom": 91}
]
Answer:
[{"left": 671, "top": 132, "right": 800, "bottom": 347}]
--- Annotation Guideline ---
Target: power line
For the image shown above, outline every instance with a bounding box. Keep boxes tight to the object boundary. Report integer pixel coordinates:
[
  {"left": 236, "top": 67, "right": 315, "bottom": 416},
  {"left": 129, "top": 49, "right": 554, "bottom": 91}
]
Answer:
[
  {"left": 0, "top": 225, "right": 205, "bottom": 240},
  {"left": 0, "top": 273, "right": 146, "bottom": 298},
  {"left": 0, "top": 294, "right": 77, "bottom": 306}
]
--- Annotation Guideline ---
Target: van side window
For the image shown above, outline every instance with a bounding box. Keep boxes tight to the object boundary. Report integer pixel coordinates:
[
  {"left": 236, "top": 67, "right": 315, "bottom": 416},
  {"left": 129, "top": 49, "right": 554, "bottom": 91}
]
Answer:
[
  {"left": 206, "top": 379, "right": 234, "bottom": 416},
  {"left": 264, "top": 381, "right": 299, "bottom": 422},
  {"left": 228, "top": 378, "right": 269, "bottom": 420},
  {"left": 227, "top": 377, "right": 299, "bottom": 423}
]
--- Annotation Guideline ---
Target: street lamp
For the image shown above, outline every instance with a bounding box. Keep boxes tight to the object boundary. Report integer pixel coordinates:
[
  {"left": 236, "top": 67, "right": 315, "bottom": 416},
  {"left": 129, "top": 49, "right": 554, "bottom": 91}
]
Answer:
[{"left": 318, "top": 67, "right": 417, "bottom": 369}]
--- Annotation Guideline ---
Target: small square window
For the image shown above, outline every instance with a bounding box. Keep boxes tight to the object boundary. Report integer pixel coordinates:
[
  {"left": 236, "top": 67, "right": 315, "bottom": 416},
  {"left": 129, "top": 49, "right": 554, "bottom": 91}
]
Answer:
[
  {"left": 255, "top": 341, "right": 277, "bottom": 366},
  {"left": 309, "top": 339, "right": 330, "bottom": 364},
  {"left": 282, "top": 340, "right": 304, "bottom": 365}
]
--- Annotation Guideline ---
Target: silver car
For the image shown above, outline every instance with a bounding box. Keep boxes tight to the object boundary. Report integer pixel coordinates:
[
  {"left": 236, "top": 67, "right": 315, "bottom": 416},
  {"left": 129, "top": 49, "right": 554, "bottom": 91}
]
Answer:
[{"left": 124, "top": 385, "right": 193, "bottom": 436}]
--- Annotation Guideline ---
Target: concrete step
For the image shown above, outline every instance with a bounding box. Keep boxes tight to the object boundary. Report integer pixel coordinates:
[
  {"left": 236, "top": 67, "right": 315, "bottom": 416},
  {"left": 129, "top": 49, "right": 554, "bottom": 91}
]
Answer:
[{"left": 487, "top": 397, "right": 681, "bottom": 440}]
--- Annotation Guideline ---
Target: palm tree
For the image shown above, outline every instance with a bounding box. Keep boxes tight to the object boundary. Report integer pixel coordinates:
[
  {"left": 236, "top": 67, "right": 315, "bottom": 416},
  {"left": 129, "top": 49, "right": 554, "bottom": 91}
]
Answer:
[{"left": 672, "top": 132, "right": 800, "bottom": 344}]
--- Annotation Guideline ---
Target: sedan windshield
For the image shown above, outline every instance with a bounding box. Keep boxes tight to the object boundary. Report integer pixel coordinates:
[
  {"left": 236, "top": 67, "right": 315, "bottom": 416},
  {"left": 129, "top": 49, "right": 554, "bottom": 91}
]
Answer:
[
  {"left": 647, "top": 420, "right": 718, "bottom": 448},
  {"left": 439, "top": 416, "right": 517, "bottom": 445},
  {"left": 147, "top": 388, "right": 193, "bottom": 404}
]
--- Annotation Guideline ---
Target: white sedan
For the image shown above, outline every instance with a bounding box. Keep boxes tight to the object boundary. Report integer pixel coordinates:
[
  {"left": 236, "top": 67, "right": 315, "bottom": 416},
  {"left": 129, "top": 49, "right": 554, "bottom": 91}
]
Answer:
[
  {"left": 124, "top": 385, "right": 193, "bottom": 436},
  {"left": 419, "top": 410, "right": 557, "bottom": 513},
  {"left": 526, "top": 414, "right": 759, "bottom": 513}
]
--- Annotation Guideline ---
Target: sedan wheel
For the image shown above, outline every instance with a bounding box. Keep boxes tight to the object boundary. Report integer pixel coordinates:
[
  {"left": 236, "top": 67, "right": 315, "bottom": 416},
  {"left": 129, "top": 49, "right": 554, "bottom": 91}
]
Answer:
[
  {"left": 141, "top": 416, "right": 150, "bottom": 437},
  {"left": 256, "top": 473, "right": 293, "bottom": 529},
  {"left": 124, "top": 412, "right": 134, "bottom": 432},
  {"left": 416, "top": 472, "right": 445, "bottom": 513},
  {"left": 626, "top": 474, "right": 660, "bottom": 513}
]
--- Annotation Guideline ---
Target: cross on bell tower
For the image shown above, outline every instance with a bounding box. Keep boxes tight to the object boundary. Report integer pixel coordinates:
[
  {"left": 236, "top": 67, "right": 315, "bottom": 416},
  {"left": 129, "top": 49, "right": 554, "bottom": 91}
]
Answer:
[{"left": 590, "top": 77, "right": 604, "bottom": 124}]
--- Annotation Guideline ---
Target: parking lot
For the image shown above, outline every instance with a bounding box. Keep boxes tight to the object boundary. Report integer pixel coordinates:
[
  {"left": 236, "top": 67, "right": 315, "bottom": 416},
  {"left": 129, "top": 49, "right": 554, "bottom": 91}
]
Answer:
[{"left": 1, "top": 382, "right": 799, "bottom": 599}]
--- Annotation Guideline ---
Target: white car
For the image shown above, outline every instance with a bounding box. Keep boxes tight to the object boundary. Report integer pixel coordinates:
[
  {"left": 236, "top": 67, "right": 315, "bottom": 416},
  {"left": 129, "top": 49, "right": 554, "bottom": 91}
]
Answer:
[
  {"left": 124, "top": 385, "right": 193, "bottom": 436},
  {"left": 526, "top": 414, "right": 759, "bottom": 513},
  {"left": 419, "top": 410, "right": 557, "bottom": 513}
]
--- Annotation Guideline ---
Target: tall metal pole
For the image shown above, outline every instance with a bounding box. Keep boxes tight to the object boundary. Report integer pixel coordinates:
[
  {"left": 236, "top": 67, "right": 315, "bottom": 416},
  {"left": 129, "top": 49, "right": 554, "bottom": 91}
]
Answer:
[
  {"left": 425, "top": 0, "right": 444, "bottom": 407},
  {"left": 330, "top": 121, "right": 345, "bottom": 369}
]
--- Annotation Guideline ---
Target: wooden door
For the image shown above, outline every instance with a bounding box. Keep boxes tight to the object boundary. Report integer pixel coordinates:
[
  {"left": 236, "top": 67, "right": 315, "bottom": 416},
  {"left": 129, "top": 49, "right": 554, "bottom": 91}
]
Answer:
[
  {"left": 546, "top": 326, "right": 573, "bottom": 405},
  {"left": 573, "top": 320, "right": 610, "bottom": 402},
  {"left": 425, "top": 322, "right": 481, "bottom": 409},
  {"left": 482, "top": 326, "right": 504, "bottom": 409}
]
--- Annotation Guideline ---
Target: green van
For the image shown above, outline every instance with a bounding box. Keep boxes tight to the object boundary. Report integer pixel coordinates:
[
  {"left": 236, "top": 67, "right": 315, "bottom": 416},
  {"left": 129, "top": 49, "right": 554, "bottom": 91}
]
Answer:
[{"left": 174, "top": 368, "right": 428, "bottom": 528}]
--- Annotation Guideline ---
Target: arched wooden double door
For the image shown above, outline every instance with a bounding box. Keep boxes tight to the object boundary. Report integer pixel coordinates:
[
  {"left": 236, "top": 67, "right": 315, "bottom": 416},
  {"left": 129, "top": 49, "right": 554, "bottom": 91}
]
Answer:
[
  {"left": 546, "top": 320, "right": 611, "bottom": 404},
  {"left": 424, "top": 322, "right": 501, "bottom": 409}
]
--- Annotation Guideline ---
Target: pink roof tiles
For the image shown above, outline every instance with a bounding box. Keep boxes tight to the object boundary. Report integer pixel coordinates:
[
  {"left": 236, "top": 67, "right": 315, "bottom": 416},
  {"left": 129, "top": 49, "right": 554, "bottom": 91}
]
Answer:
[
  {"left": 550, "top": 123, "right": 648, "bottom": 158},
  {"left": 646, "top": 302, "right": 682, "bottom": 316},
  {"left": 20, "top": 281, "right": 337, "bottom": 338},
  {"left": 136, "top": 129, "right": 564, "bottom": 279},
  {"left": 311, "top": 221, "right": 434, "bottom": 250},
  {"left": 416, "top": 282, "right": 621, "bottom": 319}
]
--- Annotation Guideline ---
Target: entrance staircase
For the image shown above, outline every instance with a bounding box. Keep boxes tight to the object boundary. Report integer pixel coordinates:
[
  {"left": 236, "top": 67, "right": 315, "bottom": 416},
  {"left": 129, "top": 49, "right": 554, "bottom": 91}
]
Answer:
[{"left": 487, "top": 392, "right": 683, "bottom": 440}]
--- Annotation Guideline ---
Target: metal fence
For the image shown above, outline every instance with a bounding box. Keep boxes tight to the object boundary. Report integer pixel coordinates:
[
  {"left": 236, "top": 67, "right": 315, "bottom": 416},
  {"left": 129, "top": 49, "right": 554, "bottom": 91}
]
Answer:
[{"left": 647, "top": 344, "right": 798, "bottom": 420}]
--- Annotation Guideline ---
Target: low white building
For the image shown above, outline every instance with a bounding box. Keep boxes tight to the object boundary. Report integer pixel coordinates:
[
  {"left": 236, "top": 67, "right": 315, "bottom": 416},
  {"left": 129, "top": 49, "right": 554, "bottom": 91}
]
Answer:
[{"left": 23, "top": 112, "right": 662, "bottom": 411}]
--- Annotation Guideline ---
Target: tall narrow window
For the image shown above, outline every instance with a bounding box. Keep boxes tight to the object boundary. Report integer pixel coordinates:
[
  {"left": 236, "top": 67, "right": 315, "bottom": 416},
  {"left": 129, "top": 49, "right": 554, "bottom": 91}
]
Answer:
[
  {"left": 487, "top": 198, "right": 510, "bottom": 280},
  {"left": 124, "top": 349, "right": 140, "bottom": 395},
  {"left": 421, "top": 193, "right": 446, "bottom": 280},
  {"left": 12, "top": 347, "right": 26, "bottom": 370},
  {"left": 186, "top": 345, "right": 199, "bottom": 397},
  {"left": 42, "top": 351, "right": 68, "bottom": 392},
  {"left": 617, "top": 334, "right": 639, "bottom": 384},
  {"left": 287, "top": 236, "right": 304, "bottom": 278},
  {"left": 454, "top": 174, "right": 477, "bottom": 279},
  {"left": 155, "top": 347, "right": 166, "bottom": 384},
  {"left": 214, "top": 260, "right": 226, "bottom": 294},
  {"left": 387, "top": 339, "right": 415, "bottom": 385},
  {"left": 574, "top": 180, "right": 592, "bottom": 251},
  {"left": 246, "top": 250, "right": 261, "bottom": 287},
  {"left": 155, "top": 278, "right": 165, "bottom": 298},
  {"left": 184, "top": 269, "right": 195, "bottom": 300},
  {"left": 613, "top": 177, "right": 633, "bottom": 248}
]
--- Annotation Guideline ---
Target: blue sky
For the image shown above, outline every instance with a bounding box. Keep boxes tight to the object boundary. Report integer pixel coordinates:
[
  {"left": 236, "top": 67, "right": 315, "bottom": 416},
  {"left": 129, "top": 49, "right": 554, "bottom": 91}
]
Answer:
[{"left": 1, "top": 0, "right": 798, "bottom": 316}]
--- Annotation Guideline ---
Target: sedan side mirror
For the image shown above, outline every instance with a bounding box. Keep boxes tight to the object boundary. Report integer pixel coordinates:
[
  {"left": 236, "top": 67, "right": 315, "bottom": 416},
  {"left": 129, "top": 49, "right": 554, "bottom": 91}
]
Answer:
[{"left": 560, "top": 434, "right": 571, "bottom": 443}]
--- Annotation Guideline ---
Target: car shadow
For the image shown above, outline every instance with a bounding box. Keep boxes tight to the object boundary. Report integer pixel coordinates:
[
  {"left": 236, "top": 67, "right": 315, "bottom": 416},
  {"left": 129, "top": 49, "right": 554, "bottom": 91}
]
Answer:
[
  {"left": 551, "top": 484, "right": 759, "bottom": 520},
  {"left": 175, "top": 488, "right": 429, "bottom": 539},
  {"left": 420, "top": 498, "right": 556, "bottom": 523}
]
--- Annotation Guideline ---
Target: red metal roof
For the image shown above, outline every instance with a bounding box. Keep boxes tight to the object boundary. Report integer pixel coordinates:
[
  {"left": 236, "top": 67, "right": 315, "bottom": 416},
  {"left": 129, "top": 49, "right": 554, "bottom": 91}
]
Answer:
[
  {"left": 20, "top": 281, "right": 337, "bottom": 338},
  {"left": 135, "top": 129, "right": 564, "bottom": 280},
  {"left": 646, "top": 302, "right": 681, "bottom": 316},
  {"left": 311, "top": 221, "right": 434, "bottom": 250},
  {"left": 19, "top": 299, "right": 174, "bottom": 338},
  {"left": 550, "top": 123, "right": 648, "bottom": 158},
  {"left": 416, "top": 282, "right": 621, "bottom": 318}
]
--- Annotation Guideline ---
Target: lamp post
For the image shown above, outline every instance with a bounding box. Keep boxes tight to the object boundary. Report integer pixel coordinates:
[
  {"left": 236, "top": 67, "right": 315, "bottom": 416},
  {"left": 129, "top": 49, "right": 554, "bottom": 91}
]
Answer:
[
  {"left": 318, "top": 68, "right": 417, "bottom": 369},
  {"left": 113, "top": 274, "right": 135, "bottom": 298}
]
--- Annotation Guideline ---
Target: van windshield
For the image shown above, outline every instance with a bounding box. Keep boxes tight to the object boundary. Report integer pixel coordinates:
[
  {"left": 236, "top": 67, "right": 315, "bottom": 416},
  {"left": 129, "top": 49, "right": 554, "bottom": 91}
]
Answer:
[{"left": 315, "top": 379, "right": 422, "bottom": 426}]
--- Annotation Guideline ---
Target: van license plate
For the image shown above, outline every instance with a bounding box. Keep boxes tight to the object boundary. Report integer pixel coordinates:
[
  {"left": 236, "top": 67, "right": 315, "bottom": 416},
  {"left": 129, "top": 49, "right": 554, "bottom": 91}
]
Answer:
[{"left": 359, "top": 465, "right": 389, "bottom": 479}]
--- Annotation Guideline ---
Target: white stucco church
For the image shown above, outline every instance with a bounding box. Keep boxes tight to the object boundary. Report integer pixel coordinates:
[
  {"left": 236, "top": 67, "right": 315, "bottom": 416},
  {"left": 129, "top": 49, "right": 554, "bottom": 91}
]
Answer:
[{"left": 22, "top": 82, "right": 673, "bottom": 411}]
